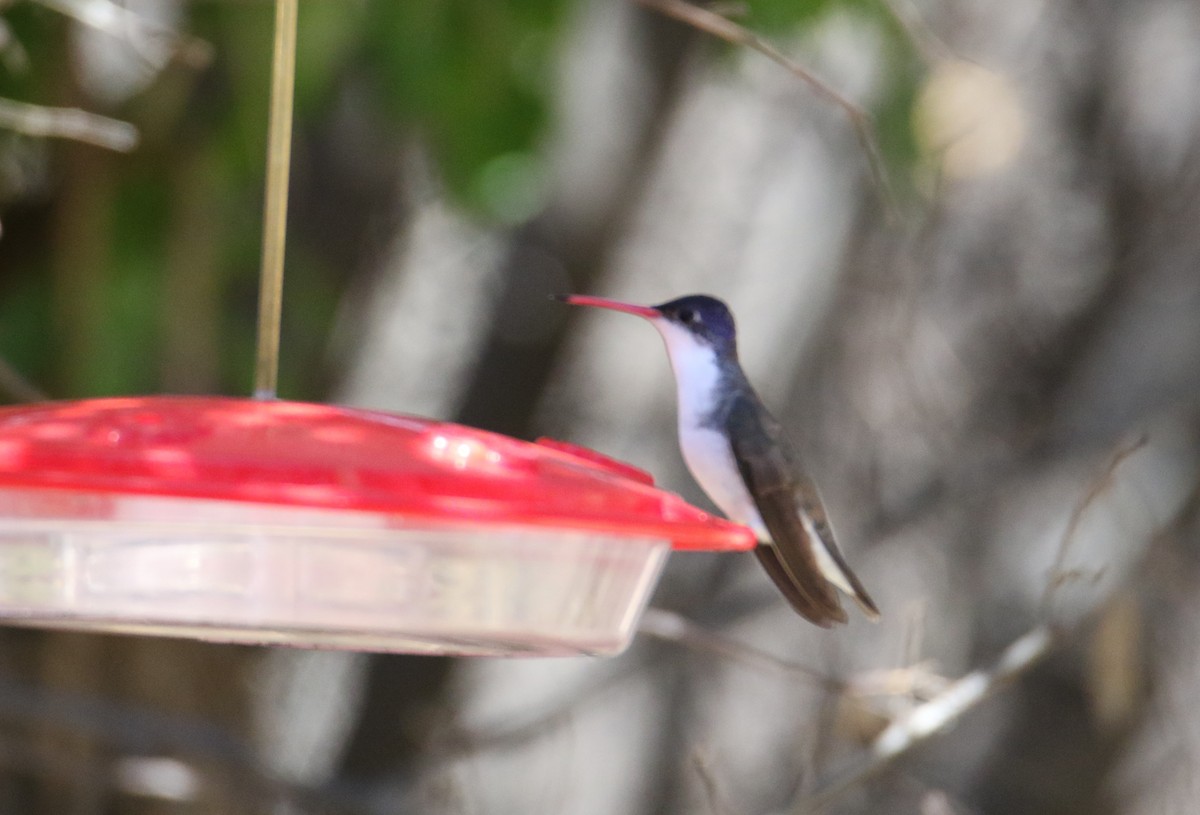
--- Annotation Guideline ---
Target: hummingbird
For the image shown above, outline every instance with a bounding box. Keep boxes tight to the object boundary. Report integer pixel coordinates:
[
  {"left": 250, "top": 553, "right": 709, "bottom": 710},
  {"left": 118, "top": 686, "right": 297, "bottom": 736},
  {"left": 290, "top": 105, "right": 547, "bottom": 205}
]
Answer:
[{"left": 557, "top": 293, "right": 879, "bottom": 626}]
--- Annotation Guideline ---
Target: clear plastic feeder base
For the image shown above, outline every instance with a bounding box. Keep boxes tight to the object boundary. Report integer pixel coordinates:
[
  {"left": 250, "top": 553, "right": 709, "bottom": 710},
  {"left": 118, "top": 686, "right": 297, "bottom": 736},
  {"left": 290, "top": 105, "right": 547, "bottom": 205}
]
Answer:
[{"left": 0, "top": 491, "right": 670, "bottom": 656}]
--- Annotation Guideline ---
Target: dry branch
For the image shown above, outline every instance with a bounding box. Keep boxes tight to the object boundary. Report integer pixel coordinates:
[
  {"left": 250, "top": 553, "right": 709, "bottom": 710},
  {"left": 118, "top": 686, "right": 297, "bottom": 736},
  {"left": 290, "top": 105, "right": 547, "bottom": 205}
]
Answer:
[
  {"left": 1039, "top": 433, "right": 1149, "bottom": 616},
  {"left": 633, "top": 0, "right": 897, "bottom": 218},
  {"left": 691, "top": 750, "right": 735, "bottom": 815},
  {"left": 796, "top": 625, "right": 1057, "bottom": 811},
  {"left": 639, "top": 607, "right": 845, "bottom": 691}
]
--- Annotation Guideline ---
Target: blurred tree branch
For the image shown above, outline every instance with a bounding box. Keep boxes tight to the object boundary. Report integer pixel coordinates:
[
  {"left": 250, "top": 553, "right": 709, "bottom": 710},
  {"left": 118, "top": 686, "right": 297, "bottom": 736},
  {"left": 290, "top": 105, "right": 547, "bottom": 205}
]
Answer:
[
  {"left": 0, "top": 98, "right": 137, "bottom": 151},
  {"left": 800, "top": 625, "right": 1058, "bottom": 812},
  {"left": 632, "top": 0, "right": 897, "bottom": 218},
  {"left": 31, "top": 0, "right": 212, "bottom": 68},
  {"left": 1040, "top": 433, "right": 1149, "bottom": 617},
  {"left": 639, "top": 607, "right": 846, "bottom": 691}
]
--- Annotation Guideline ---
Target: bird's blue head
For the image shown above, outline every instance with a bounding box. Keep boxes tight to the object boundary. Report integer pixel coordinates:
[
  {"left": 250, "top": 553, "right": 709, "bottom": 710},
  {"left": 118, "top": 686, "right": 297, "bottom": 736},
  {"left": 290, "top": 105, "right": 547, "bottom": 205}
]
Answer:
[{"left": 651, "top": 295, "right": 738, "bottom": 357}]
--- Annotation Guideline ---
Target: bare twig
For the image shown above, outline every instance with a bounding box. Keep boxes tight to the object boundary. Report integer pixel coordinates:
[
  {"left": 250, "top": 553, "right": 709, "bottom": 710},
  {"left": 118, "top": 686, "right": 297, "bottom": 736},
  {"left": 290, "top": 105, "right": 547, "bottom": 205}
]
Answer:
[
  {"left": 639, "top": 607, "right": 845, "bottom": 691},
  {"left": 0, "top": 98, "right": 138, "bottom": 152},
  {"left": 633, "top": 0, "right": 897, "bottom": 219},
  {"left": 691, "top": 751, "right": 735, "bottom": 815},
  {"left": 641, "top": 607, "right": 948, "bottom": 710},
  {"left": 1040, "top": 433, "right": 1149, "bottom": 615},
  {"left": 847, "top": 663, "right": 948, "bottom": 702},
  {"left": 797, "top": 625, "right": 1057, "bottom": 812}
]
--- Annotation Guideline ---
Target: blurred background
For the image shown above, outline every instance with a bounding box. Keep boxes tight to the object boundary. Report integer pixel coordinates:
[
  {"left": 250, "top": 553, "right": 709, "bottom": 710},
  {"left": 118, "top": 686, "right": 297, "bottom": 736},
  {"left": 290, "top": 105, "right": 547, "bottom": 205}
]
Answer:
[{"left": 1, "top": 0, "right": 1200, "bottom": 812}]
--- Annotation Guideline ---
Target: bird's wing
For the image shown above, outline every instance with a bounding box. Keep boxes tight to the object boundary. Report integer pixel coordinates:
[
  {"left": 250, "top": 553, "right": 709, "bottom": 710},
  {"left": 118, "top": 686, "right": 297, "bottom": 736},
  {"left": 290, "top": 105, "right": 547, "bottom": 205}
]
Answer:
[
  {"left": 752, "top": 544, "right": 843, "bottom": 626},
  {"left": 792, "top": 470, "right": 881, "bottom": 621},
  {"left": 726, "top": 394, "right": 847, "bottom": 626}
]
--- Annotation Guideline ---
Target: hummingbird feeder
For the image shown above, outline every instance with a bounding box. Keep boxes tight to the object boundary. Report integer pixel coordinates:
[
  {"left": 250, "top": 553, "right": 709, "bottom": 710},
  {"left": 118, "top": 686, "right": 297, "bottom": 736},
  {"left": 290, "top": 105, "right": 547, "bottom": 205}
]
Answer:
[
  {"left": 0, "top": 1, "right": 753, "bottom": 655},
  {"left": 0, "top": 397, "right": 752, "bottom": 655}
]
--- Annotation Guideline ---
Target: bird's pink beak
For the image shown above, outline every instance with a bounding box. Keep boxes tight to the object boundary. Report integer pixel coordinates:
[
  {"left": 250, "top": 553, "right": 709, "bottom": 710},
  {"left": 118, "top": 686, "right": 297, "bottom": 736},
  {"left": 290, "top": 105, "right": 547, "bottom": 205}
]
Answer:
[{"left": 557, "top": 294, "right": 660, "bottom": 319}]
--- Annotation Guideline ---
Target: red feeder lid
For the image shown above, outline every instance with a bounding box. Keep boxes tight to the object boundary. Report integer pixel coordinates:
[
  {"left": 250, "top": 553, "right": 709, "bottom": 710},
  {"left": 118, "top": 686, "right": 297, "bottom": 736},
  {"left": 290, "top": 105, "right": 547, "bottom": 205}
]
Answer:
[{"left": 0, "top": 396, "right": 754, "bottom": 551}]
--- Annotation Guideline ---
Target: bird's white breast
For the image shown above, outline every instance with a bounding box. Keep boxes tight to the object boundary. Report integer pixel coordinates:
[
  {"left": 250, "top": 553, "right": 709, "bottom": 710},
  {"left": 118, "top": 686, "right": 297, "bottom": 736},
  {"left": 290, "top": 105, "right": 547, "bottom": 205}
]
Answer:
[
  {"left": 651, "top": 319, "right": 769, "bottom": 539},
  {"left": 678, "top": 425, "right": 769, "bottom": 539}
]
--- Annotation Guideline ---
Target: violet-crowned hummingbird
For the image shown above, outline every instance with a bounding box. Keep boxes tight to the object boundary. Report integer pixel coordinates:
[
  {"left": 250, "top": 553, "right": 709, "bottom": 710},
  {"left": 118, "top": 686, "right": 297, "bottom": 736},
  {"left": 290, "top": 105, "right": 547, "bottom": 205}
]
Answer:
[{"left": 558, "top": 293, "right": 879, "bottom": 626}]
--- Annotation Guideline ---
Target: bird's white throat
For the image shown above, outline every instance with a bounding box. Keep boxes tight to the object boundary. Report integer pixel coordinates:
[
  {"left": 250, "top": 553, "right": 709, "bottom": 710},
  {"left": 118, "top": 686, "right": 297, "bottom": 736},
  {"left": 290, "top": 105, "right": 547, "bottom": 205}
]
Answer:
[{"left": 650, "top": 318, "right": 725, "bottom": 431}]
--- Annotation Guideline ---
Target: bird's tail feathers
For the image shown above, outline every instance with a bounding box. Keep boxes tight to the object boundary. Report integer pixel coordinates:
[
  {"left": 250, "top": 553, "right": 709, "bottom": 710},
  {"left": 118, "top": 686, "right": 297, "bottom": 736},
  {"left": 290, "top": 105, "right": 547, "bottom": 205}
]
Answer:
[{"left": 798, "top": 507, "right": 881, "bottom": 622}]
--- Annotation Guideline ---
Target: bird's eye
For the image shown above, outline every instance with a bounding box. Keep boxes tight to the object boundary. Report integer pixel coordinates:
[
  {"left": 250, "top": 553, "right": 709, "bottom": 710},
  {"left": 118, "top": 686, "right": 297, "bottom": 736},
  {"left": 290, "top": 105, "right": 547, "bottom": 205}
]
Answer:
[{"left": 679, "top": 309, "right": 697, "bottom": 324}]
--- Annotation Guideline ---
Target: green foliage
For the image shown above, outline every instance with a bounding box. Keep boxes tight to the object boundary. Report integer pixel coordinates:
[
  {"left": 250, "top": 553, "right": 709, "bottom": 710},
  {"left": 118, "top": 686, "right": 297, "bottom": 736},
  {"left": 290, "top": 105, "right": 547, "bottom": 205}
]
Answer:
[
  {"left": 361, "top": 0, "right": 567, "bottom": 219},
  {"left": 294, "top": 1, "right": 367, "bottom": 114},
  {"left": 742, "top": 0, "right": 839, "bottom": 32},
  {"left": 97, "top": 174, "right": 170, "bottom": 395},
  {"left": 0, "top": 4, "right": 62, "bottom": 100},
  {"left": 0, "top": 271, "right": 52, "bottom": 384},
  {"left": 872, "top": 41, "right": 923, "bottom": 203}
]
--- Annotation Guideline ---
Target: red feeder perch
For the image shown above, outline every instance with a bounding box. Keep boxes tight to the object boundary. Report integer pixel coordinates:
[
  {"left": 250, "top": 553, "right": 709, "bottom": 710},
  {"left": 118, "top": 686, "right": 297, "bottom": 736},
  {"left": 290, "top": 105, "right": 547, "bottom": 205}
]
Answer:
[{"left": 0, "top": 396, "right": 753, "bottom": 656}]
